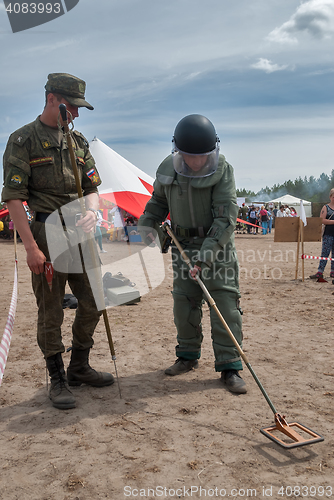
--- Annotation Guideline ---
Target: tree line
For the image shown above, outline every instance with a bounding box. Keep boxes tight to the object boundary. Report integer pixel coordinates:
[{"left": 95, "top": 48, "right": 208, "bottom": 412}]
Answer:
[{"left": 237, "top": 169, "right": 334, "bottom": 204}]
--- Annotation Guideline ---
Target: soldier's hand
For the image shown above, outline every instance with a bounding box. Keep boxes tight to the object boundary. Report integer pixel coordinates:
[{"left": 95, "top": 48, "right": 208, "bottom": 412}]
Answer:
[
  {"left": 76, "top": 211, "right": 96, "bottom": 233},
  {"left": 26, "top": 246, "right": 47, "bottom": 274}
]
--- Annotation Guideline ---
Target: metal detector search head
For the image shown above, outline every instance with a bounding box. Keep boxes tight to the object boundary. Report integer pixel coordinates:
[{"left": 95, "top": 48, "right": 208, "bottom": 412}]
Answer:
[{"left": 261, "top": 413, "right": 324, "bottom": 449}]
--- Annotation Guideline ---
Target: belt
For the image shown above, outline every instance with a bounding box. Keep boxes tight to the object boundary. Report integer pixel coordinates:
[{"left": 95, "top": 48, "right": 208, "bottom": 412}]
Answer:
[
  {"left": 173, "top": 225, "right": 209, "bottom": 238},
  {"left": 35, "top": 212, "right": 77, "bottom": 226}
]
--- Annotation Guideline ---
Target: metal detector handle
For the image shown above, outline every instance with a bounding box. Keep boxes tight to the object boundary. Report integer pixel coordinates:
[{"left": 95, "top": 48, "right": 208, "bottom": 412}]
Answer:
[
  {"left": 59, "top": 104, "right": 85, "bottom": 208},
  {"left": 59, "top": 102, "right": 67, "bottom": 122}
]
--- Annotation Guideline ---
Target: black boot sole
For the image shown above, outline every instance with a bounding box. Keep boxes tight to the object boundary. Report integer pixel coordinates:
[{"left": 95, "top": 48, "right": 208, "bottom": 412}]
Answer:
[
  {"left": 68, "top": 377, "right": 115, "bottom": 387},
  {"left": 49, "top": 396, "right": 76, "bottom": 409}
]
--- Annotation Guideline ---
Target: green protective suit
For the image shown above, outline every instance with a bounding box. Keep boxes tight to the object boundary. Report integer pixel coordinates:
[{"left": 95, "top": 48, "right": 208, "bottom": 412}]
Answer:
[{"left": 138, "top": 154, "right": 243, "bottom": 372}]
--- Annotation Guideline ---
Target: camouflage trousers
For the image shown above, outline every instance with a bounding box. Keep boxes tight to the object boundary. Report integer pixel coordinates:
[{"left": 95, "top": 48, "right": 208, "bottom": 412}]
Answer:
[
  {"left": 31, "top": 220, "right": 102, "bottom": 359},
  {"left": 171, "top": 244, "right": 243, "bottom": 372}
]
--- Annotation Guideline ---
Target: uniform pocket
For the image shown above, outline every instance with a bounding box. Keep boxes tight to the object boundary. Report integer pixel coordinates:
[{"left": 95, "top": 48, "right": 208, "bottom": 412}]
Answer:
[{"left": 30, "top": 157, "right": 57, "bottom": 191}]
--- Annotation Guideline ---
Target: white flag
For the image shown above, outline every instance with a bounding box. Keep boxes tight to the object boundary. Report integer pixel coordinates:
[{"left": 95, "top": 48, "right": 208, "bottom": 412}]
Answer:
[{"left": 300, "top": 200, "right": 307, "bottom": 226}]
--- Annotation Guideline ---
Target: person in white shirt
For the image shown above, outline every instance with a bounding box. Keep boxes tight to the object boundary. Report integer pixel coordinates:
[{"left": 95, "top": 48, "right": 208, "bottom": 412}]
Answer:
[
  {"left": 95, "top": 210, "right": 108, "bottom": 253},
  {"left": 276, "top": 206, "right": 287, "bottom": 218}
]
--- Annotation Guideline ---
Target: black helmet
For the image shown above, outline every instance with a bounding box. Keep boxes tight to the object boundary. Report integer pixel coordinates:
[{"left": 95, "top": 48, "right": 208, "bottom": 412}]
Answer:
[
  {"left": 173, "top": 114, "right": 218, "bottom": 154},
  {"left": 172, "top": 114, "right": 220, "bottom": 178}
]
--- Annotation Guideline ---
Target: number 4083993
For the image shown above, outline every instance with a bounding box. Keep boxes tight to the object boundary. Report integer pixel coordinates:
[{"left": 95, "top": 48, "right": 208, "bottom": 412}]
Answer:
[{"left": 5, "top": 3, "right": 61, "bottom": 14}]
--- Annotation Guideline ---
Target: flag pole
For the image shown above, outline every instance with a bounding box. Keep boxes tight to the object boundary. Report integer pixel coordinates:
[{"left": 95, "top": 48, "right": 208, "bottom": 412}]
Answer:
[
  {"left": 301, "top": 219, "right": 305, "bottom": 282},
  {"left": 299, "top": 200, "right": 308, "bottom": 282},
  {"left": 295, "top": 219, "right": 301, "bottom": 280}
]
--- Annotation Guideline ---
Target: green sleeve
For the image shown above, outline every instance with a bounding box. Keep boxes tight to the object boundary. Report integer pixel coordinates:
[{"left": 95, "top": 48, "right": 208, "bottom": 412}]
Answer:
[
  {"left": 1, "top": 136, "right": 31, "bottom": 203},
  {"left": 138, "top": 178, "right": 170, "bottom": 247}
]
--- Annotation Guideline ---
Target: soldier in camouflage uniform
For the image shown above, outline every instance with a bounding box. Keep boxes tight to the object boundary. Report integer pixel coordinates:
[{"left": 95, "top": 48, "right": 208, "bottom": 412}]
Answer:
[
  {"left": 1, "top": 74, "right": 114, "bottom": 409},
  {"left": 139, "top": 115, "right": 246, "bottom": 394}
]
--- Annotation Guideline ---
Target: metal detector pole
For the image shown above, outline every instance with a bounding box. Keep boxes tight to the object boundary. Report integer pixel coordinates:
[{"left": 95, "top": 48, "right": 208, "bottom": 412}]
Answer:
[
  {"left": 163, "top": 223, "right": 277, "bottom": 415},
  {"left": 59, "top": 103, "right": 121, "bottom": 398}
]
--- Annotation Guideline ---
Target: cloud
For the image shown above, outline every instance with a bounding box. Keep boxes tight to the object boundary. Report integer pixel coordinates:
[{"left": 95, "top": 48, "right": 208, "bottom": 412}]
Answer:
[
  {"left": 267, "top": 0, "right": 334, "bottom": 43},
  {"left": 251, "top": 58, "right": 288, "bottom": 73}
]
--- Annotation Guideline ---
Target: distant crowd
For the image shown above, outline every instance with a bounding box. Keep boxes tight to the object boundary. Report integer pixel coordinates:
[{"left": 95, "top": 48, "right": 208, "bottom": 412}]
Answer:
[{"left": 236, "top": 203, "right": 298, "bottom": 235}]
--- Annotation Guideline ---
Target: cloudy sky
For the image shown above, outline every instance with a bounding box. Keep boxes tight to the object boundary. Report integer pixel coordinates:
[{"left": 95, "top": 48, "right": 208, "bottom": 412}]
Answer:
[{"left": 0, "top": 0, "right": 333, "bottom": 193}]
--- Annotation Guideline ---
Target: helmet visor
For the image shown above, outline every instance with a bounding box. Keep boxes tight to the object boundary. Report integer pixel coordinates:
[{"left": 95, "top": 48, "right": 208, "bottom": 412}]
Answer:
[{"left": 172, "top": 144, "right": 219, "bottom": 178}]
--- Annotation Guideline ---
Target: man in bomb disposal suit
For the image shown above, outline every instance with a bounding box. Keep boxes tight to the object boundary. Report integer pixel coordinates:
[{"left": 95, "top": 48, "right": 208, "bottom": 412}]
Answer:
[
  {"left": 139, "top": 115, "right": 246, "bottom": 394},
  {"left": 1, "top": 73, "right": 114, "bottom": 409}
]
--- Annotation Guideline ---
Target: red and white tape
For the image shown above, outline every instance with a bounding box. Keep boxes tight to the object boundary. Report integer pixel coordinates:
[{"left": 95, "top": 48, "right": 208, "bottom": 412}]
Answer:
[
  {"left": 301, "top": 254, "right": 334, "bottom": 262},
  {"left": 0, "top": 260, "right": 18, "bottom": 385}
]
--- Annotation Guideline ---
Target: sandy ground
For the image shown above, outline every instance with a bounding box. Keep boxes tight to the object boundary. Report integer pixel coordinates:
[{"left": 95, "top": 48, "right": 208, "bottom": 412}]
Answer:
[{"left": 0, "top": 230, "right": 333, "bottom": 500}]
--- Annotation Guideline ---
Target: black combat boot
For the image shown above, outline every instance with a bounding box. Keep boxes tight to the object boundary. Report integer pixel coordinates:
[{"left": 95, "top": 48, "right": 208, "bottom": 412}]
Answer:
[
  {"left": 164, "top": 357, "right": 199, "bottom": 376},
  {"left": 46, "top": 353, "right": 76, "bottom": 409},
  {"left": 221, "top": 370, "right": 247, "bottom": 394},
  {"left": 67, "top": 347, "right": 114, "bottom": 387}
]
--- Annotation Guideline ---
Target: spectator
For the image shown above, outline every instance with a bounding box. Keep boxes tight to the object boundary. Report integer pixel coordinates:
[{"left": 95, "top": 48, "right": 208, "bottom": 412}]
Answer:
[
  {"left": 95, "top": 210, "right": 108, "bottom": 253},
  {"left": 276, "top": 206, "right": 287, "bottom": 218},
  {"left": 248, "top": 205, "right": 257, "bottom": 234},
  {"left": 259, "top": 205, "right": 268, "bottom": 235},
  {"left": 310, "top": 188, "right": 334, "bottom": 279},
  {"left": 267, "top": 207, "right": 273, "bottom": 233}
]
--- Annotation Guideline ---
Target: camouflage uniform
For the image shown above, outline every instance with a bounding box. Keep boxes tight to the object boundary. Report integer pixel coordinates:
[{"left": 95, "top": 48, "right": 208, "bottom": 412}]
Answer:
[
  {"left": 139, "top": 154, "right": 243, "bottom": 372},
  {"left": 2, "top": 116, "right": 102, "bottom": 358}
]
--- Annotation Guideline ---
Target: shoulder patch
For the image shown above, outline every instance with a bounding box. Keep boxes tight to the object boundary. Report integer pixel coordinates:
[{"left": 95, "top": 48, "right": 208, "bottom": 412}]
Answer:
[
  {"left": 5, "top": 167, "right": 28, "bottom": 189},
  {"left": 13, "top": 133, "right": 29, "bottom": 147},
  {"left": 9, "top": 120, "right": 35, "bottom": 147},
  {"left": 11, "top": 173, "right": 23, "bottom": 184},
  {"left": 86, "top": 167, "right": 101, "bottom": 185}
]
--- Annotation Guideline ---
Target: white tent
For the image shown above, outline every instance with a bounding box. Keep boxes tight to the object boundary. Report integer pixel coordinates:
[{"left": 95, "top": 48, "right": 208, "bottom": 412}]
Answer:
[
  {"left": 268, "top": 194, "right": 312, "bottom": 217},
  {"left": 89, "top": 137, "right": 154, "bottom": 219}
]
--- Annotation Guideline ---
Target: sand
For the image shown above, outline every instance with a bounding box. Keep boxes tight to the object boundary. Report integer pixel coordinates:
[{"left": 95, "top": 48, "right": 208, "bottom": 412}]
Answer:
[{"left": 0, "top": 232, "right": 333, "bottom": 500}]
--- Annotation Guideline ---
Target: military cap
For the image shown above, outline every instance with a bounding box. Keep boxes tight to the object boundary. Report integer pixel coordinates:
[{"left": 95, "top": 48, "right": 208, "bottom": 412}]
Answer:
[{"left": 45, "top": 73, "right": 94, "bottom": 110}]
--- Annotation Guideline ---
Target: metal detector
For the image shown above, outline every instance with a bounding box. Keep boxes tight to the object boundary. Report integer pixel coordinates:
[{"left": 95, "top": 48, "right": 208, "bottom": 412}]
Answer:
[{"left": 163, "top": 223, "right": 324, "bottom": 449}]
